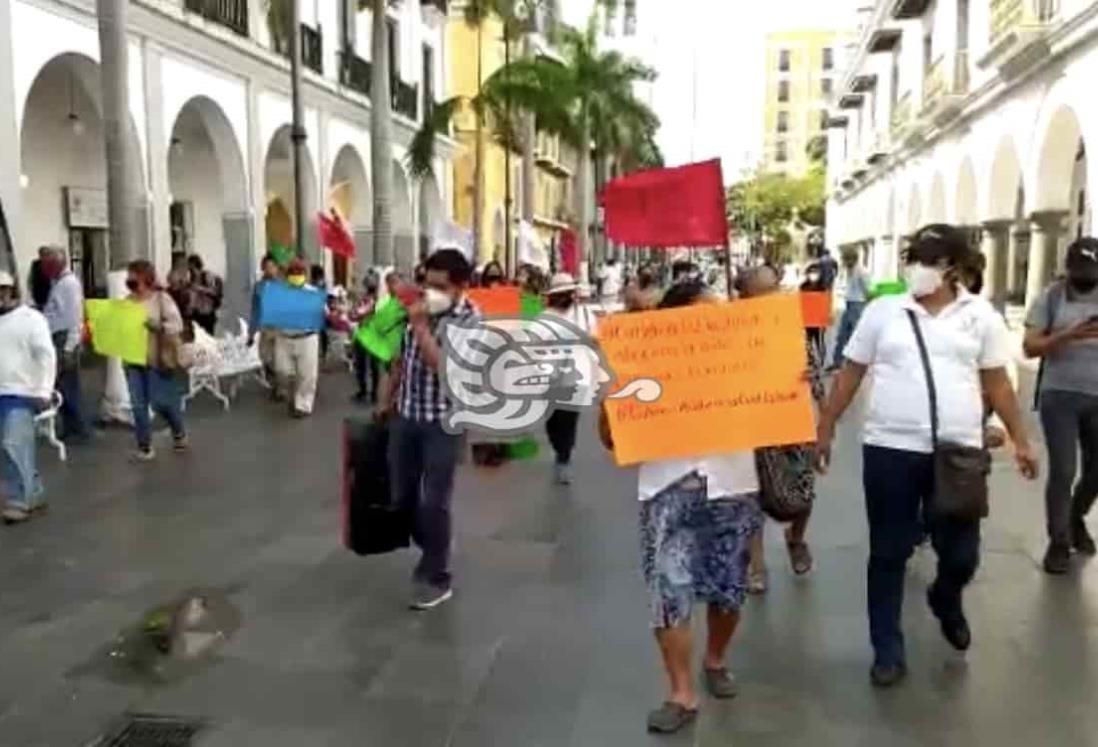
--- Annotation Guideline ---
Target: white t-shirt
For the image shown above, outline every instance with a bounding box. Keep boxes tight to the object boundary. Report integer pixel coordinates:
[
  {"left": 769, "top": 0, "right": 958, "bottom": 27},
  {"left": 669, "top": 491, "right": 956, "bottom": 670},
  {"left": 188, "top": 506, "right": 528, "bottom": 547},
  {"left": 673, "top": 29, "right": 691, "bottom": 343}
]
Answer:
[
  {"left": 843, "top": 290, "right": 1012, "bottom": 454},
  {"left": 638, "top": 452, "right": 759, "bottom": 502}
]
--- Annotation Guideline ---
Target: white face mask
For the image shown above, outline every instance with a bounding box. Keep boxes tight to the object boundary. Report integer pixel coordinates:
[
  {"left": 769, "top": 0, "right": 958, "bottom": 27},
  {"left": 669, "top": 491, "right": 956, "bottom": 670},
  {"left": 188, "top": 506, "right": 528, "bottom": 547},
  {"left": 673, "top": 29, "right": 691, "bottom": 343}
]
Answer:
[
  {"left": 904, "top": 263, "right": 945, "bottom": 298},
  {"left": 424, "top": 287, "right": 453, "bottom": 315}
]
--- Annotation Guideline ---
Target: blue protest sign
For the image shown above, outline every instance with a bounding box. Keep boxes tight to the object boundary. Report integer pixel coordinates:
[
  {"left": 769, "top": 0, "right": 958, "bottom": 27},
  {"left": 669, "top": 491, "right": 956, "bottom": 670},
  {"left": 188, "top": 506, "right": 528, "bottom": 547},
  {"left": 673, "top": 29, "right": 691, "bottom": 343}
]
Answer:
[{"left": 258, "top": 281, "right": 326, "bottom": 332}]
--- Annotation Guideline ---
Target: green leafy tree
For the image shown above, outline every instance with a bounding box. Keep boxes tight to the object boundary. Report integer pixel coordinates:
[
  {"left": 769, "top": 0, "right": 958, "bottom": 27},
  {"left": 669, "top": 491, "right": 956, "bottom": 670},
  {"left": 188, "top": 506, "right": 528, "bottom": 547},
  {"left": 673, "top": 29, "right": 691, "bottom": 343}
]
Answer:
[{"left": 727, "top": 167, "right": 825, "bottom": 262}]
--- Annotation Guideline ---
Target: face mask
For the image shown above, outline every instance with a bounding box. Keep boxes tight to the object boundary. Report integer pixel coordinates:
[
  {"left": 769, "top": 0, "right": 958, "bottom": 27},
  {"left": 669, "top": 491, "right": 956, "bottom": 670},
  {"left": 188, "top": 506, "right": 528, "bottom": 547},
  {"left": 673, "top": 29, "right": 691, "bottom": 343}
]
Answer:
[
  {"left": 287, "top": 274, "right": 306, "bottom": 288},
  {"left": 806, "top": 273, "right": 821, "bottom": 284},
  {"left": 424, "top": 287, "right": 453, "bottom": 315},
  {"left": 904, "top": 263, "right": 945, "bottom": 298},
  {"left": 1070, "top": 277, "right": 1098, "bottom": 294},
  {"left": 125, "top": 278, "right": 139, "bottom": 292}
]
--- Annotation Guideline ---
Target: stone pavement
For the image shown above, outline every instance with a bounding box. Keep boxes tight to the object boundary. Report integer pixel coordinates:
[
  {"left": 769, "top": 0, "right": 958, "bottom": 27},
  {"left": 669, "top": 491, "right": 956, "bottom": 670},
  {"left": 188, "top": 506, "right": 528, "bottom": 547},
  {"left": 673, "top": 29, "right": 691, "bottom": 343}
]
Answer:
[{"left": 1, "top": 368, "right": 1097, "bottom": 746}]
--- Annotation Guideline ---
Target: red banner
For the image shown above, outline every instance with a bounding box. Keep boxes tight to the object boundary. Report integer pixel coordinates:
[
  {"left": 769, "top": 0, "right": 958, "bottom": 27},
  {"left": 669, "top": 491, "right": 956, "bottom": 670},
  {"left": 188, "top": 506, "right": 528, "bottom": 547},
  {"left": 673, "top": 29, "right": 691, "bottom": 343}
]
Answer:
[
  {"left": 600, "top": 159, "right": 728, "bottom": 248},
  {"left": 559, "top": 228, "right": 578, "bottom": 275},
  {"left": 318, "top": 210, "right": 356, "bottom": 258}
]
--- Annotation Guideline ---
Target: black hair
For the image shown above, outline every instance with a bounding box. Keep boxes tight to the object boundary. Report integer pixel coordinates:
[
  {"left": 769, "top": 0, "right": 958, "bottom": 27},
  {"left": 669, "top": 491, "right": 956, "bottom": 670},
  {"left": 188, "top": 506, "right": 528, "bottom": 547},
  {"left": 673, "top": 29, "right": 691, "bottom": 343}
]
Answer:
[
  {"left": 658, "top": 278, "right": 708, "bottom": 309},
  {"left": 310, "top": 264, "right": 325, "bottom": 282},
  {"left": 424, "top": 249, "right": 473, "bottom": 285},
  {"left": 903, "top": 223, "right": 973, "bottom": 268},
  {"left": 260, "top": 253, "right": 276, "bottom": 267},
  {"left": 670, "top": 260, "right": 698, "bottom": 280},
  {"left": 187, "top": 254, "right": 204, "bottom": 270}
]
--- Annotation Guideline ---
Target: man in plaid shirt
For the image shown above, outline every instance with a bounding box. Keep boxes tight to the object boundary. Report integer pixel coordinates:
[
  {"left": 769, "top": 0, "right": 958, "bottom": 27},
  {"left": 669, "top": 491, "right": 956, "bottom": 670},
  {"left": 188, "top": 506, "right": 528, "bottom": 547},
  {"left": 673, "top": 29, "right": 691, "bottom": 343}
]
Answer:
[{"left": 381, "top": 249, "right": 478, "bottom": 610}]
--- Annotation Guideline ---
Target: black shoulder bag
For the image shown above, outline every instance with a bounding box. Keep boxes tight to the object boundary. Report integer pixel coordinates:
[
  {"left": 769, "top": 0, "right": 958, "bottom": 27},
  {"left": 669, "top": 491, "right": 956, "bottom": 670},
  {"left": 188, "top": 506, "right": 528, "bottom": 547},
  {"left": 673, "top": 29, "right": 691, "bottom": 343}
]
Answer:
[{"left": 906, "top": 310, "right": 992, "bottom": 522}]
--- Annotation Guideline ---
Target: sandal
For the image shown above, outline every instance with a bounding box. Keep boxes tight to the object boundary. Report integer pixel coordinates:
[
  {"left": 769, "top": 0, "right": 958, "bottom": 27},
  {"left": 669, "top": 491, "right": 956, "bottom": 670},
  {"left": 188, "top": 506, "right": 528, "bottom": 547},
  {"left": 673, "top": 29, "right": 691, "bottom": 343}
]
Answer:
[
  {"left": 747, "top": 564, "right": 768, "bottom": 594},
  {"left": 787, "top": 539, "right": 813, "bottom": 575},
  {"left": 646, "top": 701, "right": 697, "bottom": 734}
]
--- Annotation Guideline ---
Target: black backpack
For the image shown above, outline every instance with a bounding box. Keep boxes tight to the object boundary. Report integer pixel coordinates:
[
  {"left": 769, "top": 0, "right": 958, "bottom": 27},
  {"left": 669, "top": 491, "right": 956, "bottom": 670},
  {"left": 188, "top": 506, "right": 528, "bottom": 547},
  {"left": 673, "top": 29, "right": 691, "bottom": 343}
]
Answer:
[{"left": 342, "top": 418, "right": 410, "bottom": 556}]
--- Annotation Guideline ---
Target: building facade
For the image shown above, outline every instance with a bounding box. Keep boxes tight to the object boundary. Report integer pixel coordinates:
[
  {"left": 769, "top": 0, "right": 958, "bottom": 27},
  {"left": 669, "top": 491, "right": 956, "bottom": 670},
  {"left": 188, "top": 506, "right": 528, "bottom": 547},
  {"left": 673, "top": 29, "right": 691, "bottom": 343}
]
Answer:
[
  {"left": 0, "top": 0, "right": 454, "bottom": 324},
  {"left": 446, "top": 6, "right": 577, "bottom": 268},
  {"left": 763, "top": 29, "right": 847, "bottom": 177},
  {"left": 826, "top": 0, "right": 1097, "bottom": 321}
]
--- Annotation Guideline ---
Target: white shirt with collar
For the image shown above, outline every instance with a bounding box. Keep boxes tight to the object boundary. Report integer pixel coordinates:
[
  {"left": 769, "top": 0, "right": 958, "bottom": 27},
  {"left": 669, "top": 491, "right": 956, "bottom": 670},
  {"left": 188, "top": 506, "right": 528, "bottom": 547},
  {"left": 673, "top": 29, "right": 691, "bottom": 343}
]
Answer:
[
  {"left": 43, "top": 271, "right": 84, "bottom": 350},
  {"left": 637, "top": 452, "right": 759, "bottom": 502},
  {"left": 843, "top": 289, "right": 1012, "bottom": 454}
]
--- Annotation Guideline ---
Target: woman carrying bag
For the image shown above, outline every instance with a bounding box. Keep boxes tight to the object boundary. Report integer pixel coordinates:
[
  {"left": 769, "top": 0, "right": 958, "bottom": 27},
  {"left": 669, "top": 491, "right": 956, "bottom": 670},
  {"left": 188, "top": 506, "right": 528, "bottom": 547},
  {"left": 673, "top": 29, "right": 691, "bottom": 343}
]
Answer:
[
  {"left": 815, "top": 224, "right": 1038, "bottom": 688},
  {"left": 124, "top": 260, "right": 189, "bottom": 461}
]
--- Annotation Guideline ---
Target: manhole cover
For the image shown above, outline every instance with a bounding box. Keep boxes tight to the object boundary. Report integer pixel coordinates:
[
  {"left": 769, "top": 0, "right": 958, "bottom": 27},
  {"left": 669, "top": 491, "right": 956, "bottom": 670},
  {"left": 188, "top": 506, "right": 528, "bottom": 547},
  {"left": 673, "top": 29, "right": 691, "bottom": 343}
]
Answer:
[{"left": 87, "top": 714, "right": 207, "bottom": 747}]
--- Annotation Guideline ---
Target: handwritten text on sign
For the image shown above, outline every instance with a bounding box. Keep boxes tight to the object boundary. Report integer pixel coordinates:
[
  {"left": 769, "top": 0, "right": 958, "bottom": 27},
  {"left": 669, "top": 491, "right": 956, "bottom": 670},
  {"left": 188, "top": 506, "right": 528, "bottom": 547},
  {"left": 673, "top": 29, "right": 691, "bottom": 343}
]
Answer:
[{"left": 598, "top": 295, "right": 816, "bottom": 466}]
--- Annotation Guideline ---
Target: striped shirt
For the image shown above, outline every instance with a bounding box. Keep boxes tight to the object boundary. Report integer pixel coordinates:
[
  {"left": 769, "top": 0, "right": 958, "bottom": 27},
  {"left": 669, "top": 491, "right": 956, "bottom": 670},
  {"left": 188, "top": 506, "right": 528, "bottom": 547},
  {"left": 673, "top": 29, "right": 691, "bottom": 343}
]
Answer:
[{"left": 397, "top": 296, "right": 479, "bottom": 422}]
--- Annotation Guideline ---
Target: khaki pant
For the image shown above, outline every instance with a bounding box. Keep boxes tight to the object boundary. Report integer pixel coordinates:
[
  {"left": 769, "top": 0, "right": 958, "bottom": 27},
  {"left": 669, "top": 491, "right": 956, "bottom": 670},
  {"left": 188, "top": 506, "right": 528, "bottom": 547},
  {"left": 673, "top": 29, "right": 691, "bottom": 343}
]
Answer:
[{"left": 275, "top": 332, "right": 319, "bottom": 414}]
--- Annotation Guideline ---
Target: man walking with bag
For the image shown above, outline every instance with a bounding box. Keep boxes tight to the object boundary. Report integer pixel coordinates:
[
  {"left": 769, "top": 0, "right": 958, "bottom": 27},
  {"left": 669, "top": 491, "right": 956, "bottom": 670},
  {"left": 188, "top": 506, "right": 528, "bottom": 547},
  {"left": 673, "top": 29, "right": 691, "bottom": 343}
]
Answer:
[
  {"left": 1024, "top": 238, "right": 1098, "bottom": 574},
  {"left": 380, "top": 249, "right": 478, "bottom": 611},
  {"left": 816, "top": 225, "right": 1038, "bottom": 687}
]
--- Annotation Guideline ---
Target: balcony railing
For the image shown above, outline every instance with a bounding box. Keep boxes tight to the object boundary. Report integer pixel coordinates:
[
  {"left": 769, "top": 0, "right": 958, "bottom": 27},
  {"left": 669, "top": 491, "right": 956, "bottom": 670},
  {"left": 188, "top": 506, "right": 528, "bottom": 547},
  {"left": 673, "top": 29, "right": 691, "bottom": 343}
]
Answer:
[
  {"left": 340, "top": 50, "right": 372, "bottom": 98},
  {"left": 301, "top": 23, "right": 323, "bottom": 75},
  {"left": 183, "top": 0, "right": 249, "bottom": 37},
  {"left": 990, "top": 0, "right": 1060, "bottom": 48},
  {"left": 393, "top": 79, "right": 419, "bottom": 121}
]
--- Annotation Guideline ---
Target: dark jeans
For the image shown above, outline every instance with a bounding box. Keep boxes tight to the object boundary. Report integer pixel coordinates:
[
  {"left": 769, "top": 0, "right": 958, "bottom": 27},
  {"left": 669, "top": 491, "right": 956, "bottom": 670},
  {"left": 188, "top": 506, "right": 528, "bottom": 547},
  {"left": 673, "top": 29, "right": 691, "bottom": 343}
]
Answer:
[
  {"left": 51, "top": 332, "right": 87, "bottom": 440},
  {"left": 863, "top": 445, "right": 981, "bottom": 668},
  {"left": 389, "top": 415, "right": 461, "bottom": 588},
  {"left": 124, "top": 365, "right": 186, "bottom": 451},
  {"left": 1038, "top": 389, "right": 1098, "bottom": 547},
  {"left": 545, "top": 409, "right": 580, "bottom": 465},
  {"left": 353, "top": 344, "right": 380, "bottom": 402},
  {"left": 831, "top": 301, "right": 866, "bottom": 368}
]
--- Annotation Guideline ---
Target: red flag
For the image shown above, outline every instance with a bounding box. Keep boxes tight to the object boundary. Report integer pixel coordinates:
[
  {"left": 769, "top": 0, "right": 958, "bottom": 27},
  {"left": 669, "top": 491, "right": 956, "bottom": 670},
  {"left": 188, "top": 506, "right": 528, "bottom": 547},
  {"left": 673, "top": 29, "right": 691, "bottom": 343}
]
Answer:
[
  {"left": 559, "top": 228, "right": 578, "bottom": 275},
  {"left": 600, "top": 159, "right": 728, "bottom": 248},
  {"left": 318, "top": 210, "right": 356, "bottom": 258}
]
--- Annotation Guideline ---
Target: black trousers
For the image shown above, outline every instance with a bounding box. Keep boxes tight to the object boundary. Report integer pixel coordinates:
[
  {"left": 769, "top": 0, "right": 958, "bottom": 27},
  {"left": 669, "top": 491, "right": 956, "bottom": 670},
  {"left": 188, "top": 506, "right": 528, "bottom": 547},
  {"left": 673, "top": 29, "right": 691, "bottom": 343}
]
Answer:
[
  {"left": 545, "top": 410, "right": 580, "bottom": 465},
  {"left": 353, "top": 343, "right": 380, "bottom": 402}
]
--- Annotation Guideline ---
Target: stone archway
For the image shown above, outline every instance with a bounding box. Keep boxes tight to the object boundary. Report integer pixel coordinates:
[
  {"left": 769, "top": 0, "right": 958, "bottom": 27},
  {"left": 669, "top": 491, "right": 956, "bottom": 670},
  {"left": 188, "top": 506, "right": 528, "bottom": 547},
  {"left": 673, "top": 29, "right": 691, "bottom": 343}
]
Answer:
[
  {"left": 905, "top": 183, "right": 923, "bottom": 235},
  {"left": 168, "top": 96, "right": 250, "bottom": 329},
  {"left": 1029, "top": 104, "right": 1088, "bottom": 304},
  {"left": 418, "top": 176, "right": 443, "bottom": 262},
  {"left": 329, "top": 144, "right": 371, "bottom": 281},
  {"left": 264, "top": 125, "right": 319, "bottom": 262},
  {"left": 954, "top": 157, "right": 978, "bottom": 226},
  {"left": 19, "top": 52, "right": 147, "bottom": 297},
  {"left": 926, "top": 173, "right": 947, "bottom": 225},
  {"left": 392, "top": 160, "right": 415, "bottom": 271}
]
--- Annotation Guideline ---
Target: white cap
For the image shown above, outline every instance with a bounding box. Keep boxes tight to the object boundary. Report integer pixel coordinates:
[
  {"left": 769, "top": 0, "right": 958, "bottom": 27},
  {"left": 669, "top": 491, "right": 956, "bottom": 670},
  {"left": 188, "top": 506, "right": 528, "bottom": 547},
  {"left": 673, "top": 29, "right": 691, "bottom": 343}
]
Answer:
[
  {"left": 0, "top": 270, "right": 15, "bottom": 288},
  {"left": 546, "top": 272, "right": 578, "bottom": 295}
]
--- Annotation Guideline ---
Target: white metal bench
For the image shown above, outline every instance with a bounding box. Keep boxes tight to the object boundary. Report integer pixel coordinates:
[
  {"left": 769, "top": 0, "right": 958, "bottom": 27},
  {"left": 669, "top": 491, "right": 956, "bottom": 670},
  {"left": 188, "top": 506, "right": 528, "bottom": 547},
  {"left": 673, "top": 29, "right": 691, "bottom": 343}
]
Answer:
[
  {"left": 34, "top": 390, "right": 66, "bottom": 462},
  {"left": 182, "top": 319, "right": 266, "bottom": 412}
]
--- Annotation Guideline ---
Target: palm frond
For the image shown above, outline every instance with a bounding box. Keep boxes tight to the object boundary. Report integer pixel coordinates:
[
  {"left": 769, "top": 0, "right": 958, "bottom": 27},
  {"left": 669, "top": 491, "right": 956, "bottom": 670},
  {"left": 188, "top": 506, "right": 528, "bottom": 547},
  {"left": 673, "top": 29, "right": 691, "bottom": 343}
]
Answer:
[{"left": 406, "top": 96, "right": 463, "bottom": 180}]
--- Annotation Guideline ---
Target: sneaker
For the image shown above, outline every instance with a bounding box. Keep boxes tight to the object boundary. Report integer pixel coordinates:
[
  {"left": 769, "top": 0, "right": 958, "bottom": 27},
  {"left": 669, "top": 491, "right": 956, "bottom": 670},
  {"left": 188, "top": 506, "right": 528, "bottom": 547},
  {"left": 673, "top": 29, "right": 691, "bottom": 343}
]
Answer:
[
  {"left": 410, "top": 584, "right": 453, "bottom": 611},
  {"left": 1043, "top": 542, "right": 1072, "bottom": 575},
  {"left": 1071, "top": 519, "right": 1097, "bottom": 556},
  {"left": 702, "top": 667, "right": 738, "bottom": 699},
  {"left": 131, "top": 448, "right": 156, "bottom": 462},
  {"left": 927, "top": 584, "right": 971, "bottom": 652},
  {"left": 553, "top": 463, "right": 573, "bottom": 485},
  {"left": 172, "top": 435, "right": 190, "bottom": 453},
  {"left": 646, "top": 702, "right": 697, "bottom": 734},
  {"left": 869, "top": 663, "right": 907, "bottom": 688}
]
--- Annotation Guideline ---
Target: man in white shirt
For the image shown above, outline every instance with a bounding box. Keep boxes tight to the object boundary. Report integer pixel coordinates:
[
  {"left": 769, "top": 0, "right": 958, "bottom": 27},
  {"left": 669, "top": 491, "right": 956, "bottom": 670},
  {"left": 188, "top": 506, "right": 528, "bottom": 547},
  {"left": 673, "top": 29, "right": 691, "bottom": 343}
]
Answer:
[
  {"left": 816, "top": 225, "right": 1038, "bottom": 688},
  {"left": 40, "top": 246, "right": 87, "bottom": 441},
  {"left": 0, "top": 271, "right": 56, "bottom": 523}
]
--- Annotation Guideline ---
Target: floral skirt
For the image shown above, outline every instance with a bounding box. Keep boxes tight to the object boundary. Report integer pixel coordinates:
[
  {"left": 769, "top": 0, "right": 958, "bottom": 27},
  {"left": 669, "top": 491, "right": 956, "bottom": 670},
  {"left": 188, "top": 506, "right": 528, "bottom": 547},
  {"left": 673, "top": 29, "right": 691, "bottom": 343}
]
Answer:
[{"left": 640, "top": 476, "right": 762, "bottom": 629}]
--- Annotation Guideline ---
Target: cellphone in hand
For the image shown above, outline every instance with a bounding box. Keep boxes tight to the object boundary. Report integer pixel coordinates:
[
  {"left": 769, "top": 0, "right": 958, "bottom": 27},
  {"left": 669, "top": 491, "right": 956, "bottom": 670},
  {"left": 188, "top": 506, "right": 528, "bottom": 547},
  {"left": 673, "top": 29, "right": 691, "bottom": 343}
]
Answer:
[{"left": 394, "top": 283, "right": 422, "bottom": 308}]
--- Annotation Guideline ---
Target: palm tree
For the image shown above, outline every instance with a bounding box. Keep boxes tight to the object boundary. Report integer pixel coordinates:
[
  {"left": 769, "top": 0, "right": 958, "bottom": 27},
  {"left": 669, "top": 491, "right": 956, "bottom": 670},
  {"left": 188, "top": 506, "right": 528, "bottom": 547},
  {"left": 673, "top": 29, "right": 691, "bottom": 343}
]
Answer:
[
  {"left": 365, "top": 0, "right": 397, "bottom": 267},
  {"left": 481, "top": 17, "right": 658, "bottom": 281},
  {"left": 96, "top": 0, "right": 138, "bottom": 270}
]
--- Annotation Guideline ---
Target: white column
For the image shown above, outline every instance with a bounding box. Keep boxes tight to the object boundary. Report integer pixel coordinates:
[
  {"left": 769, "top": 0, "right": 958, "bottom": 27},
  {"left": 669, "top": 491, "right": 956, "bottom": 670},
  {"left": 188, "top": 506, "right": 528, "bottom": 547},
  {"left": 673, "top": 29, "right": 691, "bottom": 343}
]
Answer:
[
  {"left": 0, "top": 4, "right": 23, "bottom": 276},
  {"left": 1026, "top": 210, "right": 1067, "bottom": 310},
  {"left": 143, "top": 40, "right": 172, "bottom": 276},
  {"left": 246, "top": 78, "right": 266, "bottom": 263}
]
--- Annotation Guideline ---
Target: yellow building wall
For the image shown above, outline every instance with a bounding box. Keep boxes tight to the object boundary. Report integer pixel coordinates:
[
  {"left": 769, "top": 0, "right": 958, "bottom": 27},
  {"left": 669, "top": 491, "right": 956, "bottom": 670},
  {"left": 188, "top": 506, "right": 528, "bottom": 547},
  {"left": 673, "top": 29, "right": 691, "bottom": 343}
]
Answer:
[
  {"left": 762, "top": 30, "right": 844, "bottom": 177},
  {"left": 446, "top": 12, "right": 515, "bottom": 264}
]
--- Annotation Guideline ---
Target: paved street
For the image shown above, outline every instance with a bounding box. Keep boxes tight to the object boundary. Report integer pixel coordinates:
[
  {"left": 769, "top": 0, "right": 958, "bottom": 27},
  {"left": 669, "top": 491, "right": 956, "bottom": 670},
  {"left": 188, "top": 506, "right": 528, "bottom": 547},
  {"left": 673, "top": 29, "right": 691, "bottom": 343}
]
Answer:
[{"left": 1, "top": 367, "right": 1097, "bottom": 746}]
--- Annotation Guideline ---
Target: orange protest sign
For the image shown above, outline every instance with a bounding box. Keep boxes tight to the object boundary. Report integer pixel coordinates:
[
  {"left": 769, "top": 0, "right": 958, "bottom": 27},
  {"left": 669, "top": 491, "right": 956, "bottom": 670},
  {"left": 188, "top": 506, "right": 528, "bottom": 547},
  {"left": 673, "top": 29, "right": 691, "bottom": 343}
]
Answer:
[
  {"left": 800, "top": 291, "right": 832, "bottom": 328},
  {"left": 599, "top": 295, "right": 816, "bottom": 466},
  {"left": 467, "top": 286, "right": 522, "bottom": 316}
]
